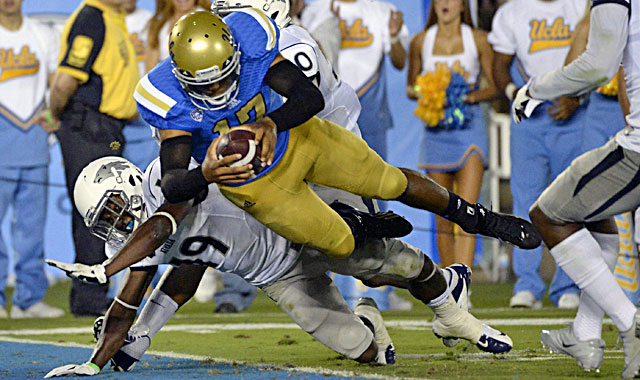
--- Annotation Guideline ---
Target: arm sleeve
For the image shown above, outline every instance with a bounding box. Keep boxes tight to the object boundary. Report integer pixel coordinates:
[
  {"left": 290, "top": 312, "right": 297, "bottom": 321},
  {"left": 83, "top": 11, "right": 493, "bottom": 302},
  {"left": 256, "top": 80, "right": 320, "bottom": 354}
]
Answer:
[
  {"left": 265, "top": 59, "right": 325, "bottom": 132},
  {"left": 487, "top": 4, "right": 517, "bottom": 55},
  {"left": 528, "top": 3, "right": 629, "bottom": 99},
  {"left": 159, "top": 136, "right": 209, "bottom": 204},
  {"left": 58, "top": 7, "right": 105, "bottom": 83}
]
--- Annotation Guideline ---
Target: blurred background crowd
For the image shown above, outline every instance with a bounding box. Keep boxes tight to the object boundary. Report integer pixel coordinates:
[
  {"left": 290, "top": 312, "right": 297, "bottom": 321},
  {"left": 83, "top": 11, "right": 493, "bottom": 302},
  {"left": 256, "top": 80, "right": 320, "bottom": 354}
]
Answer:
[{"left": 1, "top": 0, "right": 638, "bottom": 319}]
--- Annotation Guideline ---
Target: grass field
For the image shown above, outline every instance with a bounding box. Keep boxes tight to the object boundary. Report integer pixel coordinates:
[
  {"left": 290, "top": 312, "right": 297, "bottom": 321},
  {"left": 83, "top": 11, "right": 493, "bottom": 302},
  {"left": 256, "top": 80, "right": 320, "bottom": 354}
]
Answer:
[{"left": 0, "top": 279, "right": 628, "bottom": 380}]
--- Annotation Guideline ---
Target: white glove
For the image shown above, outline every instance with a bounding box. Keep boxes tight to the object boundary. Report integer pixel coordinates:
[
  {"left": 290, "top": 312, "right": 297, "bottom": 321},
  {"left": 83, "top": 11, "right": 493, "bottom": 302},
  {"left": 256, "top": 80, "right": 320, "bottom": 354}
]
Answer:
[
  {"left": 512, "top": 82, "right": 543, "bottom": 124},
  {"left": 45, "top": 260, "right": 107, "bottom": 285},
  {"left": 44, "top": 362, "right": 100, "bottom": 378}
]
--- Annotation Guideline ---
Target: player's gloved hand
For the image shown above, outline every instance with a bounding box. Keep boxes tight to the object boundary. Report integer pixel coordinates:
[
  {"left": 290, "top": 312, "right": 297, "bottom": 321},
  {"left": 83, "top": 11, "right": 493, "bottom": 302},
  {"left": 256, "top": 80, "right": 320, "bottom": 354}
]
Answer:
[
  {"left": 45, "top": 260, "right": 107, "bottom": 285},
  {"left": 512, "top": 82, "right": 543, "bottom": 124},
  {"left": 44, "top": 362, "right": 100, "bottom": 378},
  {"left": 241, "top": 117, "right": 277, "bottom": 166}
]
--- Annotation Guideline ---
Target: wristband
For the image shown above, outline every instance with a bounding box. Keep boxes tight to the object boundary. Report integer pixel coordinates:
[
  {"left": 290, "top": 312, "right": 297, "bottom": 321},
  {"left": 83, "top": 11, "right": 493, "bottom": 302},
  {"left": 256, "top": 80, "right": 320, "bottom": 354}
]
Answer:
[
  {"left": 389, "top": 34, "right": 400, "bottom": 45},
  {"left": 152, "top": 211, "right": 178, "bottom": 235},
  {"left": 115, "top": 297, "right": 139, "bottom": 311},
  {"left": 86, "top": 362, "right": 101, "bottom": 372},
  {"left": 505, "top": 82, "right": 517, "bottom": 101}
]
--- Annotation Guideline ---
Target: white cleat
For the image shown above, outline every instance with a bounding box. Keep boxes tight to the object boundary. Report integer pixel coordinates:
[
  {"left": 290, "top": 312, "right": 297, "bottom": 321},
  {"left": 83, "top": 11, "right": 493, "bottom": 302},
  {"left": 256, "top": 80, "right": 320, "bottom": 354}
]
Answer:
[
  {"left": 557, "top": 293, "right": 580, "bottom": 309},
  {"left": 510, "top": 291, "right": 542, "bottom": 309},
  {"left": 621, "top": 310, "right": 640, "bottom": 378},
  {"left": 354, "top": 297, "right": 396, "bottom": 364},
  {"left": 540, "top": 324, "right": 604, "bottom": 372}
]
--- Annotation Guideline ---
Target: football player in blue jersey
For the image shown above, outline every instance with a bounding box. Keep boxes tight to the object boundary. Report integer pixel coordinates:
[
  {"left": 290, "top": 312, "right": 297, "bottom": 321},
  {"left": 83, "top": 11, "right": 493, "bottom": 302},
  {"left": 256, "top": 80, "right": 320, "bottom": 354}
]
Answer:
[{"left": 135, "top": 10, "right": 540, "bottom": 260}]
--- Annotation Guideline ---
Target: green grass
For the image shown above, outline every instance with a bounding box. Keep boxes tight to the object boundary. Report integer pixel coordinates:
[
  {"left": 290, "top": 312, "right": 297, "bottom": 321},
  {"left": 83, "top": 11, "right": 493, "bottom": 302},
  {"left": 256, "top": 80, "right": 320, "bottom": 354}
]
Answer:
[{"left": 0, "top": 280, "right": 627, "bottom": 379}]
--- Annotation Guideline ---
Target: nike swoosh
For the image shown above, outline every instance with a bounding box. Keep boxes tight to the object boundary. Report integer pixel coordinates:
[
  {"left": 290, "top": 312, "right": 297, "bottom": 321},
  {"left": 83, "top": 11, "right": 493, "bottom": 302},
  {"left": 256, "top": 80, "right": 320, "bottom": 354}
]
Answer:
[
  {"left": 477, "top": 339, "right": 489, "bottom": 348},
  {"left": 562, "top": 342, "right": 576, "bottom": 348}
]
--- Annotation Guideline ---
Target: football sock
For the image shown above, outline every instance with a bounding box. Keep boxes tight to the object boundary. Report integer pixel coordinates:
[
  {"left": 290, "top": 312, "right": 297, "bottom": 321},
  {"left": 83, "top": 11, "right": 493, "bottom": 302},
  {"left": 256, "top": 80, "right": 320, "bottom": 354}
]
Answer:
[
  {"left": 136, "top": 289, "right": 179, "bottom": 340},
  {"left": 550, "top": 228, "right": 635, "bottom": 333},
  {"left": 574, "top": 232, "right": 619, "bottom": 341},
  {"left": 441, "top": 191, "right": 479, "bottom": 233}
]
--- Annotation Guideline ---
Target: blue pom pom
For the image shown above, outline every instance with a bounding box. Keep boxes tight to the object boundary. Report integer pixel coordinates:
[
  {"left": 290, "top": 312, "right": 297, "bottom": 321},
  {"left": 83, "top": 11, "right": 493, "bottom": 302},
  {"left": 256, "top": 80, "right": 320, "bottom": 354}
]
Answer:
[{"left": 438, "top": 73, "right": 472, "bottom": 130}]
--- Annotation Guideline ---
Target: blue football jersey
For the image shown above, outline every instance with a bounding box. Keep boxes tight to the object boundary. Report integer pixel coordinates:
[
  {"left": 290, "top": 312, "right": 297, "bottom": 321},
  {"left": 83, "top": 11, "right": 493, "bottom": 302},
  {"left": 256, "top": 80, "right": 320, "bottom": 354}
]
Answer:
[{"left": 134, "top": 9, "right": 287, "bottom": 183}]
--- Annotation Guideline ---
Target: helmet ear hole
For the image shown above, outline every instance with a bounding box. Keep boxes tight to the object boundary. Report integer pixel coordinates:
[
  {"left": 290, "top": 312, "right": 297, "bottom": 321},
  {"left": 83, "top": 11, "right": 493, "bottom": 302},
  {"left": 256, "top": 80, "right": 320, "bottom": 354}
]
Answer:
[
  {"left": 271, "top": 11, "right": 279, "bottom": 20},
  {"left": 128, "top": 175, "right": 136, "bottom": 187}
]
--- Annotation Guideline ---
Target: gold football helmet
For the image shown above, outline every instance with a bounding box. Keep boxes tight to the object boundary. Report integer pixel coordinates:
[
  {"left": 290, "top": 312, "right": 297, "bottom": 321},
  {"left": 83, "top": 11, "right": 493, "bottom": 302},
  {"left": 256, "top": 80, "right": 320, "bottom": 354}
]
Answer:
[{"left": 169, "top": 11, "right": 242, "bottom": 110}]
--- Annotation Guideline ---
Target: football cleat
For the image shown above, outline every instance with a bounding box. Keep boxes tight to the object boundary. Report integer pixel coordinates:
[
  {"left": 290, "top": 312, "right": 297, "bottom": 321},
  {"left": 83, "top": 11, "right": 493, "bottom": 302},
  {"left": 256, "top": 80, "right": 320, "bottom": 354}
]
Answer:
[
  {"left": 93, "top": 316, "right": 150, "bottom": 372},
  {"left": 541, "top": 325, "right": 604, "bottom": 372},
  {"left": 354, "top": 297, "right": 396, "bottom": 365},
  {"left": 473, "top": 204, "right": 541, "bottom": 250},
  {"left": 330, "top": 201, "right": 413, "bottom": 246},
  {"left": 621, "top": 310, "right": 640, "bottom": 378},
  {"left": 440, "top": 264, "right": 472, "bottom": 348},
  {"left": 432, "top": 296, "right": 512, "bottom": 354}
]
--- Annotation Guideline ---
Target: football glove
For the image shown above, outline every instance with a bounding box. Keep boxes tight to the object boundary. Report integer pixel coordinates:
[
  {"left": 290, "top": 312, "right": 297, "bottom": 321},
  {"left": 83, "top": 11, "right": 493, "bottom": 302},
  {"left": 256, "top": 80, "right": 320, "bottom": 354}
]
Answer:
[
  {"left": 44, "top": 362, "right": 100, "bottom": 378},
  {"left": 512, "top": 82, "right": 543, "bottom": 124},
  {"left": 46, "top": 259, "right": 107, "bottom": 285}
]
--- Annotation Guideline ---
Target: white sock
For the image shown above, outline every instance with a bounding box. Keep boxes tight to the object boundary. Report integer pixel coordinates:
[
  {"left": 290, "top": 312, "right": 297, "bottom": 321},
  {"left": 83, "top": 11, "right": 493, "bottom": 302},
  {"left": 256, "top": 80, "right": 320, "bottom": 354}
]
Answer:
[
  {"left": 551, "top": 228, "right": 635, "bottom": 332},
  {"left": 574, "top": 232, "right": 619, "bottom": 341},
  {"left": 136, "top": 289, "right": 179, "bottom": 339},
  {"left": 426, "top": 269, "right": 451, "bottom": 308}
]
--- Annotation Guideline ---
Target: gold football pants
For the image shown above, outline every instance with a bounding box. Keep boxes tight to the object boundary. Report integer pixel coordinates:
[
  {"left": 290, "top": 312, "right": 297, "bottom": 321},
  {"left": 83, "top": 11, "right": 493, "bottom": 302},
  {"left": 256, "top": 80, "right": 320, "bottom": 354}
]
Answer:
[{"left": 219, "top": 117, "right": 408, "bottom": 259}]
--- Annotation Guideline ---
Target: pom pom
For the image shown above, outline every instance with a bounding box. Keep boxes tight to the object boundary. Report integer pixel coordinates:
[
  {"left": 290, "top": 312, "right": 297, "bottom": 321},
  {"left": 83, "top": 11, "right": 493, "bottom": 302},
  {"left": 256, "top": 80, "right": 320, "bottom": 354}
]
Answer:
[
  {"left": 598, "top": 72, "right": 618, "bottom": 97},
  {"left": 414, "top": 68, "right": 471, "bottom": 129}
]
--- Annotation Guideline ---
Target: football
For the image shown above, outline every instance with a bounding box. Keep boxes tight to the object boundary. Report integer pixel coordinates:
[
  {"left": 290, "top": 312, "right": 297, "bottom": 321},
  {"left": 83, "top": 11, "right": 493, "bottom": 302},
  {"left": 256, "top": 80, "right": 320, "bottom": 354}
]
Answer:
[{"left": 216, "top": 129, "right": 263, "bottom": 170}]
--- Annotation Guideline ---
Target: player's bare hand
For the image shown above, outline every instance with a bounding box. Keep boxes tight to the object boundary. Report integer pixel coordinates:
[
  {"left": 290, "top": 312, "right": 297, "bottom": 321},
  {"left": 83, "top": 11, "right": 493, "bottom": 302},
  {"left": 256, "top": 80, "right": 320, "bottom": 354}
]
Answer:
[
  {"left": 548, "top": 96, "right": 579, "bottom": 121},
  {"left": 389, "top": 10, "right": 403, "bottom": 38},
  {"left": 330, "top": 0, "right": 341, "bottom": 20},
  {"left": 240, "top": 117, "right": 277, "bottom": 166},
  {"left": 203, "top": 138, "right": 254, "bottom": 184},
  {"left": 36, "top": 109, "right": 60, "bottom": 133}
]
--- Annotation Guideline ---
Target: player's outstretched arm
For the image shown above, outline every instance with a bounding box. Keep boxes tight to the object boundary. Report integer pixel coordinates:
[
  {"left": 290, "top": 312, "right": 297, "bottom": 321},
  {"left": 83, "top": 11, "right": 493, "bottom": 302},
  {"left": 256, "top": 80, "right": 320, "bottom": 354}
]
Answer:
[{"left": 44, "top": 268, "right": 156, "bottom": 377}]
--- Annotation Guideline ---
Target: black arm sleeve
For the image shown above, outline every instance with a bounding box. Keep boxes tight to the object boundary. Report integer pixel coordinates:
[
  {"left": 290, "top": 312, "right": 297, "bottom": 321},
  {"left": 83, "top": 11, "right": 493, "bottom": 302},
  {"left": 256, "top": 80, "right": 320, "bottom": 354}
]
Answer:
[
  {"left": 159, "top": 136, "right": 209, "bottom": 204},
  {"left": 265, "top": 59, "right": 325, "bottom": 132}
]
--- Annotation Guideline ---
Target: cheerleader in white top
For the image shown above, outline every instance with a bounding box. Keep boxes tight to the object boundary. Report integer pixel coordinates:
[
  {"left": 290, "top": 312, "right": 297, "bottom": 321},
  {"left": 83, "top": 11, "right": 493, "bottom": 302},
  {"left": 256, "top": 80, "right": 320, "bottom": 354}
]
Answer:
[{"left": 407, "top": 0, "right": 497, "bottom": 267}]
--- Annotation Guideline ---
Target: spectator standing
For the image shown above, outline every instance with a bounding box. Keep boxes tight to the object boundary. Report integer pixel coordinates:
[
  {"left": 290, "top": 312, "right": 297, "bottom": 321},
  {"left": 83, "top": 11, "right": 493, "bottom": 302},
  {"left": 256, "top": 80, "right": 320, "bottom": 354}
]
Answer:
[
  {"left": 301, "top": 0, "right": 409, "bottom": 160},
  {"left": 122, "top": 0, "right": 158, "bottom": 170},
  {"left": 49, "top": 0, "right": 139, "bottom": 317},
  {"left": 0, "top": 0, "right": 64, "bottom": 319},
  {"left": 489, "top": 0, "right": 589, "bottom": 309},
  {"left": 145, "top": 0, "right": 210, "bottom": 72},
  {"left": 407, "top": 0, "right": 497, "bottom": 268}
]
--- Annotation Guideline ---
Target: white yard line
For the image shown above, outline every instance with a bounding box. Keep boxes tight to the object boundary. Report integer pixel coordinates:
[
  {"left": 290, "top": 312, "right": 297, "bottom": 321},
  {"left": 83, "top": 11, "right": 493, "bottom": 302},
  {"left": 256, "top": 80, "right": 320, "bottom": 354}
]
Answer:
[{"left": 0, "top": 318, "right": 611, "bottom": 337}]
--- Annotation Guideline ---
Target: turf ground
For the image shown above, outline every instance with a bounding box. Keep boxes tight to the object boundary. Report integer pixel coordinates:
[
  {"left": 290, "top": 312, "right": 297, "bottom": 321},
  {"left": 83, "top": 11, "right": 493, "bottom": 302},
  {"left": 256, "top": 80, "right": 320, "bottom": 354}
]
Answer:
[{"left": 0, "top": 279, "right": 627, "bottom": 380}]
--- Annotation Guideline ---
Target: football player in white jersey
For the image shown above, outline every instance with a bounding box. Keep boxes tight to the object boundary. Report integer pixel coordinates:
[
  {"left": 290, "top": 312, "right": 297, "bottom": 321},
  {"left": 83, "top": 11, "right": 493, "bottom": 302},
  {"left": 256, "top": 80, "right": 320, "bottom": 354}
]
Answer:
[
  {"left": 511, "top": 0, "right": 640, "bottom": 376},
  {"left": 44, "top": 156, "right": 513, "bottom": 377}
]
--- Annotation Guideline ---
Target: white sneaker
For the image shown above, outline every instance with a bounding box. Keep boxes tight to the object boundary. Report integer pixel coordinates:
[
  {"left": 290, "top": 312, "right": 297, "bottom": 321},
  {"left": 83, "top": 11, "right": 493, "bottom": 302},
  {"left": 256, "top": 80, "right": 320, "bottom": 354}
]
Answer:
[
  {"left": 11, "top": 302, "right": 64, "bottom": 319},
  {"left": 354, "top": 297, "right": 396, "bottom": 364},
  {"left": 388, "top": 291, "right": 413, "bottom": 311},
  {"left": 621, "top": 310, "right": 640, "bottom": 378},
  {"left": 0, "top": 305, "right": 7, "bottom": 319},
  {"left": 510, "top": 291, "right": 542, "bottom": 309},
  {"left": 557, "top": 293, "right": 580, "bottom": 309},
  {"left": 193, "top": 268, "right": 219, "bottom": 303}
]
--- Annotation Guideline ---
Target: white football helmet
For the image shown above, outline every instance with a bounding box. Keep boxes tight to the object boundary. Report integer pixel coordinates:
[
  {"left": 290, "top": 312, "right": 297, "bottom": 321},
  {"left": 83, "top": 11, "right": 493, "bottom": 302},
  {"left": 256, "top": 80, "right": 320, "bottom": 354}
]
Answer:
[
  {"left": 212, "top": 0, "right": 291, "bottom": 29},
  {"left": 74, "top": 157, "right": 146, "bottom": 248}
]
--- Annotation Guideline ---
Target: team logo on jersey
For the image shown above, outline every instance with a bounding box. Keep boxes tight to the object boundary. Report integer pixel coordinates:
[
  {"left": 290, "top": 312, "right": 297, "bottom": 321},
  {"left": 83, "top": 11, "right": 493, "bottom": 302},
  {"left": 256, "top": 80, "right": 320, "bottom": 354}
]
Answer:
[
  {"left": 190, "top": 108, "right": 204, "bottom": 122},
  {"left": 129, "top": 33, "right": 145, "bottom": 62},
  {"left": 340, "top": 19, "right": 373, "bottom": 49},
  {"left": 528, "top": 17, "right": 573, "bottom": 53},
  {"left": 243, "top": 200, "right": 256, "bottom": 208},
  {"left": 93, "top": 160, "right": 129, "bottom": 184},
  {"left": 0, "top": 46, "right": 40, "bottom": 82},
  {"left": 68, "top": 35, "right": 94, "bottom": 68}
]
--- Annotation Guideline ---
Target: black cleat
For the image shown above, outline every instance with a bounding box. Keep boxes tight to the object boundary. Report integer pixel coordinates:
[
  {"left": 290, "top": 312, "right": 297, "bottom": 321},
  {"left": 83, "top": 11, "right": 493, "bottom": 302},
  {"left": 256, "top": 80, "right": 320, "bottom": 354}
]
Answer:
[
  {"left": 330, "top": 201, "right": 413, "bottom": 244},
  {"left": 474, "top": 204, "right": 541, "bottom": 249}
]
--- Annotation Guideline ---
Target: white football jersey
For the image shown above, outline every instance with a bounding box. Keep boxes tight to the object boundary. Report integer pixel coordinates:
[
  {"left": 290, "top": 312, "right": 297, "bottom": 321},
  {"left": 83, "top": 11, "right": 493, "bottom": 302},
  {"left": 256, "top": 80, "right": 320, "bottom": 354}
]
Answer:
[
  {"left": 488, "top": 0, "right": 588, "bottom": 79},
  {"left": 105, "top": 158, "right": 299, "bottom": 287},
  {"left": 0, "top": 17, "right": 58, "bottom": 130},
  {"left": 280, "top": 23, "right": 361, "bottom": 136},
  {"left": 300, "top": 0, "right": 409, "bottom": 93},
  {"left": 125, "top": 7, "right": 153, "bottom": 77},
  {"left": 617, "top": 0, "right": 640, "bottom": 152}
]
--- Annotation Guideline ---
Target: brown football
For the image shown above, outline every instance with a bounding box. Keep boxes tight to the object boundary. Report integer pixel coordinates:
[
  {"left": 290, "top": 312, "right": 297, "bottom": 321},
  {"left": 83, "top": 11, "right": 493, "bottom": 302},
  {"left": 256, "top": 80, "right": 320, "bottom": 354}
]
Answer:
[{"left": 216, "top": 129, "right": 263, "bottom": 170}]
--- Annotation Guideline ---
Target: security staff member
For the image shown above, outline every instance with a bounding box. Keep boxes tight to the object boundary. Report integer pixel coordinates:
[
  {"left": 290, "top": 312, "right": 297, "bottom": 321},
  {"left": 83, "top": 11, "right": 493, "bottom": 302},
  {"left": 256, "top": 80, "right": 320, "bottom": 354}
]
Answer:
[{"left": 49, "top": 0, "right": 139, "bottom": 317}]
